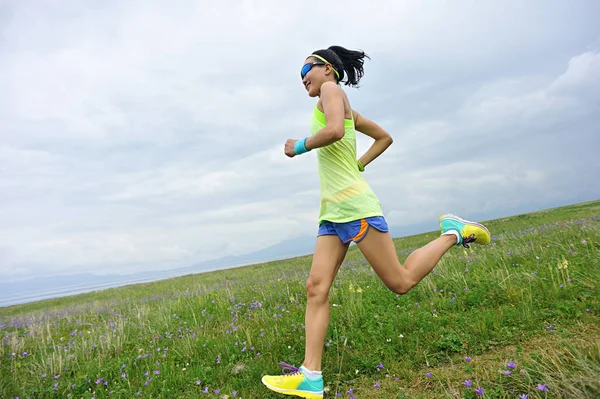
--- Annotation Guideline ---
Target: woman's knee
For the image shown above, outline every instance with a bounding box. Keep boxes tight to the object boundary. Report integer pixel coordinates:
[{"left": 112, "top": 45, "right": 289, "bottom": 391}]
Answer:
[
  {"left": 305, "top": 274, "right": 331, "bottom": 301},
  {"left": 387, "top": 279, "right": 415, "bottom": 295}
]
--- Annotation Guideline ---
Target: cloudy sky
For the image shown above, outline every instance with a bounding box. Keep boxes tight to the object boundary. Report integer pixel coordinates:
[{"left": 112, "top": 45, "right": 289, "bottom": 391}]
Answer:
[{"left": 1, "top": 0, "right": 599, "bottom": 280}]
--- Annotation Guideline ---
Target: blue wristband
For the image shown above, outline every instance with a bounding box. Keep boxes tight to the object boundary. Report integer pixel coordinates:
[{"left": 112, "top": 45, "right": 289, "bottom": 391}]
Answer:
[{"left": 294, "top": 137, "right": 310, "bottom": 155}]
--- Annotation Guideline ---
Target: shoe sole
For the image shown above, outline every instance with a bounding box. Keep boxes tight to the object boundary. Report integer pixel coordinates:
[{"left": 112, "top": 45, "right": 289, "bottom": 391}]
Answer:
[
  {"left": 439, "top": 214, "right": 491, "bottom": 242},
  {"left": 261, "top": 377, "right": 323, "bottom": 398}
]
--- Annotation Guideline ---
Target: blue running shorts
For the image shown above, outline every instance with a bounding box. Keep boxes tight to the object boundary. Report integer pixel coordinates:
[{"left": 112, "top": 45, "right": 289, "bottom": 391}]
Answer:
[{"left": 317, "top": 216, "right": 389, "bottom": 244}]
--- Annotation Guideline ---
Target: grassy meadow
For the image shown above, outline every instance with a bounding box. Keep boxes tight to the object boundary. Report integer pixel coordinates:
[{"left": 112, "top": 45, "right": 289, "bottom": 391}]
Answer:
[{"left": 1, "top": 201, "right": 599, "bottom": 398}]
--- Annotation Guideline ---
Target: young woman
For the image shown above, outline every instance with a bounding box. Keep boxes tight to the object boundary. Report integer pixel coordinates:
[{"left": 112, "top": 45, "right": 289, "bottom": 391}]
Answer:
[{"left": 261, "top": 46, "right": 491, "bottom": 398}]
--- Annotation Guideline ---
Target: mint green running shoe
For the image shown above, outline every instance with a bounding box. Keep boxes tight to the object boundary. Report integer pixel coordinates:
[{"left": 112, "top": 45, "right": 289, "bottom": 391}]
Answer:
[
  {"left": 439, "top": 214, "right": 491, "bottom": 248},
  {"left": 261, "top": 362, "right": 324, "bottom": 398}
]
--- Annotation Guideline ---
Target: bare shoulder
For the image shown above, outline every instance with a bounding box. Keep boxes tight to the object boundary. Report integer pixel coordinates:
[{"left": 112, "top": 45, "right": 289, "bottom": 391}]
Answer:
[
  {"left": 317, "top": 82, "right": 345, "bottom": 112},
  {"left": 320, "top": 81, "right": 341, "bottom": 95}
]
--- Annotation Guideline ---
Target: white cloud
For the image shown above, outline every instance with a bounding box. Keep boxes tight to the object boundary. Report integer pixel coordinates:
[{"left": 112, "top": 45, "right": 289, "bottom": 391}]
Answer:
[
  {"left": 0, "top": 0, "right": 599, "bottom": 279},
  {"left": 549, "top": 51, "right": 600, "bottom": 100}
]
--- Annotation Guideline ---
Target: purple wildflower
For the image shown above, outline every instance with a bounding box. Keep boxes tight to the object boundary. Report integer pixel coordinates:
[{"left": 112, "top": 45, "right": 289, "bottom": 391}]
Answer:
[
  {"left": 214, "top": 389, "right": 220, "bottom": 394},
  {"left": 463, "top": 380, "right": 472, "bottom": 388},
  {"left": 519, "top": 394, "right": 528, "bottom": 399},
  {"left": 377, "top": 362, "right": 384, "bottom": 370},
  {"left": 475, "top": 387, "right": 484, "bottom": 395},
  {"left": 232, "top": 391, "right": 237, "bottom": 397},
  {"left": 465, "top": 356, "right": 471, "bottom": 362},
  {"left": 425, "top": 372, "right": 432, "bottom": 378},
  {"left": 503, "top": 370, "right": 511, "bottom": 375},
  {"left": 154, "top": 370, "right": 159, "bottom": 375},
  {"left": 546, "top": 325, "right": 553, "bottom": 330},
  {"left": 196, "top": 380, "right": 201, "bottom": 386},
  {"left": 374, "top": 381, "right": 380, "bottom": 388},
  {"left": 537, "top": 384, "right": 548, "bottom": 391},
  {"left": 121, "top": 373, "right": 126, "bottom": 378},
  {"left": 507, "top": 360, "right": 516, "bottom": 369}
]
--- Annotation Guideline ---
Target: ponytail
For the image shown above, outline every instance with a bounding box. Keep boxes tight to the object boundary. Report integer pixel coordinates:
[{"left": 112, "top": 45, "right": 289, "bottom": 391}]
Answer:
[{"left": 310, "top": 45, "right": 370, "bottom": 87}]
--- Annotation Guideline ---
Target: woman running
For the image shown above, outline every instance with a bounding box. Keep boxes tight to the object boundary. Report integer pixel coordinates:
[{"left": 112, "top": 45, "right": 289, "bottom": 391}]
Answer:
[{"left": 261, "top": 45, "right": 491, "bottom": 398}]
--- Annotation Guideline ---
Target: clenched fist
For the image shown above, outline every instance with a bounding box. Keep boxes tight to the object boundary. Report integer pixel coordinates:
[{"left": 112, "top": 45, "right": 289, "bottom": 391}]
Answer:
[{"left": 284, "top": 139, "right": 298, "bottom": 158}]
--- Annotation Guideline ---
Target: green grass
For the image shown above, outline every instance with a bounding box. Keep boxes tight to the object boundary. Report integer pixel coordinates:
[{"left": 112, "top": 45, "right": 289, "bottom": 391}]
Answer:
[{"left": 1, "top": 200, "right": 599, "bottom": 398}]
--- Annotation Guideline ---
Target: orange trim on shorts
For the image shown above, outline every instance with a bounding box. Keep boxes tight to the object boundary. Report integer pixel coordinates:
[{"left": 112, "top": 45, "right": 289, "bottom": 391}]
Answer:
[{"left": 351, "top": 219, "right": 369, "bottom": 242}]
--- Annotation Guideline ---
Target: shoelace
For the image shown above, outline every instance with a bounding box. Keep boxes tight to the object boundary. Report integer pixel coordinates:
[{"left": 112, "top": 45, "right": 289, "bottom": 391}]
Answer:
[
  {"left": 278, "top": 361, "right": 301, "bottom": 376},
  {"left": 462, "top": 233, "right": 476, "bottom": 248}
]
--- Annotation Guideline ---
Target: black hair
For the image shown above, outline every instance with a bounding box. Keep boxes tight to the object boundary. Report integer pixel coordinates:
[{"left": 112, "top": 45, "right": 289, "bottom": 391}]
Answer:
[{"left": 311, "top": 45, "right": 370, "bottom": 87}]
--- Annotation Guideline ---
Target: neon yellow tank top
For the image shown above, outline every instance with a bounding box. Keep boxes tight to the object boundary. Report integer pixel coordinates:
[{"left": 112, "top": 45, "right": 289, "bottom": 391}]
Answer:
[{"left": 310, "top": 102, "right": 384, "bottom": 225}]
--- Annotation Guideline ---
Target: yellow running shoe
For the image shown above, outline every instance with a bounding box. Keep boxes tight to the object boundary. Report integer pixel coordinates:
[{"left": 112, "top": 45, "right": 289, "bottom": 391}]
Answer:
[
  {"left": 439, "top": 214, "right": 491, "bottom": 248},
  {"left": 261, "top": 362, "right": 324, "bottom": 398}
]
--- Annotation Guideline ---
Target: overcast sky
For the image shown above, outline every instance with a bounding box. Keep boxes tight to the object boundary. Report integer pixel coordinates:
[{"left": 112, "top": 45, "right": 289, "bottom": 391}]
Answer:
[{"left": 1, "top": 0, "right": 599, "bottom": 280}]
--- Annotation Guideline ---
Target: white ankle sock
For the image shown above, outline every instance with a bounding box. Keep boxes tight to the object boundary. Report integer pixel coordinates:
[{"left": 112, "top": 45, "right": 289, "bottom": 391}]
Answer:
[
  {"left": 300, "top": 365, "right": 322, "bottom": 379},
  {"left": 442, "top": 230, "right": 460, "bottom": 244}
]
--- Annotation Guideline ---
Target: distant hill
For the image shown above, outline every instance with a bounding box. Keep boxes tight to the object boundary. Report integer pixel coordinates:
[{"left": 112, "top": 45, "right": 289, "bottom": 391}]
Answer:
[
  {"left": 0, "top": 235, "right": 318, "bottom": 307},
  {"left": 0, "top": 199, "right": 576, "bottom": 307},
  {"left": 187, "top": 235, "right": 318, "bottom": 270}
]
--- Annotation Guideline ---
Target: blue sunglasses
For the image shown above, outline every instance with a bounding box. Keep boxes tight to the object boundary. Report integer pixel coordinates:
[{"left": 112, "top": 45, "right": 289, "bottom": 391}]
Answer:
[{"left": 300, "top": 61, "right": 326, "bottom": 79}]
